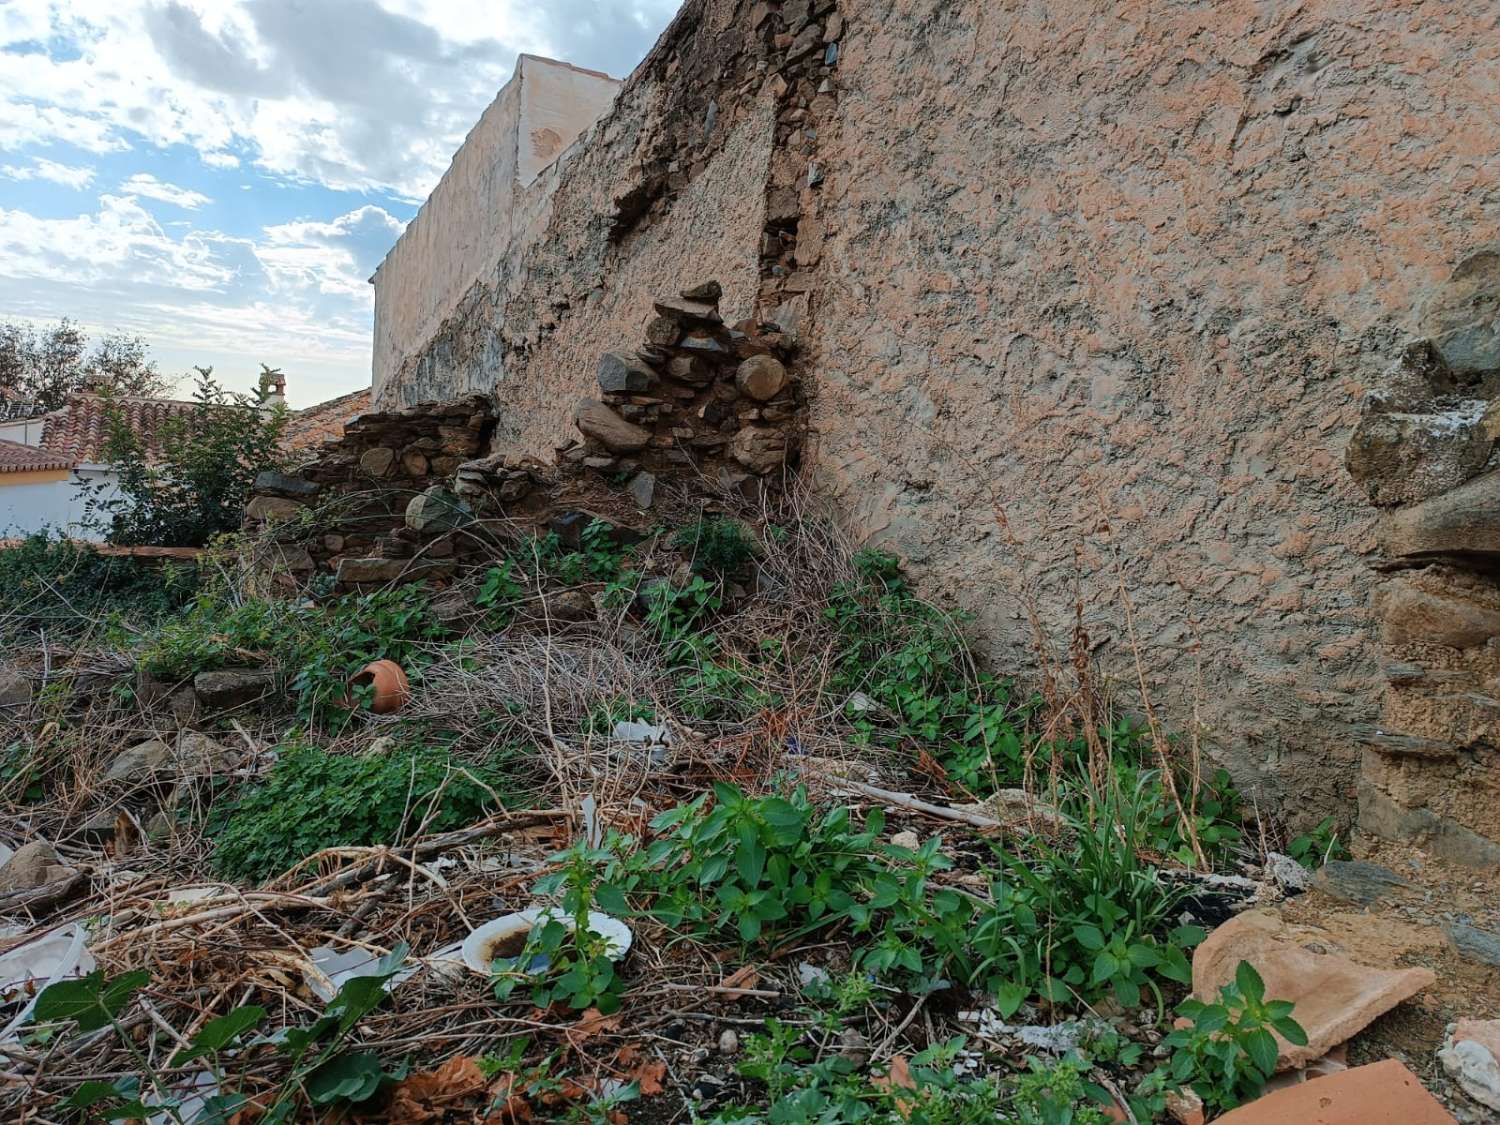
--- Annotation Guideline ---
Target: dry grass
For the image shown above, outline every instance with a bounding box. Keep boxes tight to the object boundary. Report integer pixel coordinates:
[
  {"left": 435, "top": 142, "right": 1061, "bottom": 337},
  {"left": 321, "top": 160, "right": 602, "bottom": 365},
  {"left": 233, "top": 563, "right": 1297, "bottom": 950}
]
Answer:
[{"left": 0, "top": 480, "right": 1241, "bottom": 1121}]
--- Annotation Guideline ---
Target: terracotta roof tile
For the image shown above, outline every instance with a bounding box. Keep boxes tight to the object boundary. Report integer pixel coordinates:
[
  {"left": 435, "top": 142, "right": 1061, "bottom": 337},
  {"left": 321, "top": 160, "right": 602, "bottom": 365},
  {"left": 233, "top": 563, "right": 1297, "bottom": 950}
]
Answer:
[
  {"left": 0, "top": 438, "right": 75, "bottom": 474},
  {"left": 282, "top": 388, "right": 371, "bottom": 455},
  {"left": 39, "top": 393, "right": 203, "bottom": 465}
]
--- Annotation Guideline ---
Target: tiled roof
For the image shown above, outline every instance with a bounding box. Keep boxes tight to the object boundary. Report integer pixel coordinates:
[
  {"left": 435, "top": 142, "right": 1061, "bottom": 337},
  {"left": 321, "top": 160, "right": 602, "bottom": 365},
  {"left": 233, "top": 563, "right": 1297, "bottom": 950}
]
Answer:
[
  {"left": 0, "top": 438, "right": 75, "bottom": 474},
  {"left": 39, "top": 393, "right": 202, "bottom": 465},
  {"left": 282, "top": 388, "right": 371, "bottom": 455}
]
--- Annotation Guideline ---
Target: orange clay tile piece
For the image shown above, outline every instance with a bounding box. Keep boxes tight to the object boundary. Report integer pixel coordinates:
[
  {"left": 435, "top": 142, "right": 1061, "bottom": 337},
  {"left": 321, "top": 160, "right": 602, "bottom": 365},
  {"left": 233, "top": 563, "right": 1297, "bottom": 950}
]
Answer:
[
  {"left": 1215, "top": 1059, "right": 1456, "bottom": 1125},
  {"left": 1192, "top": 910, "right": 1435, "bottom": 1070}
]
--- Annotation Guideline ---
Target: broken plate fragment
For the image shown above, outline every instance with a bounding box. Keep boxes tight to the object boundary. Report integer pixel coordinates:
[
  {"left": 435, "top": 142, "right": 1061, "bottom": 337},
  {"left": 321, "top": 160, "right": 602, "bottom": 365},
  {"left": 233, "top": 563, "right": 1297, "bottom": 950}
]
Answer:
[{"left": 461, "top": 907, "right": 632, "bottom": 975}]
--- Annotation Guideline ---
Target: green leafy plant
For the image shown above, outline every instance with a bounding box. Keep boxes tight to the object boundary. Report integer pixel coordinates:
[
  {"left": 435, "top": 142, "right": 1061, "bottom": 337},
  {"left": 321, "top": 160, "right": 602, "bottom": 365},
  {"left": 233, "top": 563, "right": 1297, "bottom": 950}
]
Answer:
[
  {"left": 209, "top": 745, "right": 511, "bottom": 881},
  {"left": 709, "top": 1027, "right": 1107, "bottom": 1124},
  {"left": 476, "top": 558, "right": 527, "bottom": 625},
  {"left": 492, "top": 841, "right": 630, "bottom": 1013},
  {"left": 604, "top": 783, "right": 979, "bottom": 994},
  {"left": 32, "top": 949, "right": 411, "bottom": 1124},
  {"left": 1161, "top": 960, "right": 1307, "bottom": 1113},
  {"left": 672, "top": 516, "right": 756, "bottom": 576},
  {"left": 82, "top": 366, "right": 287, "bottom": 547},
  {"left": 971, "top": 773, "right": 1200, "bottom": 1016},
  {"left": 36, "top": 972, "right": 263, "bottom": 1123},
  {"left": 1287, "top": 815, "right": 1348, "bottom": 870}
]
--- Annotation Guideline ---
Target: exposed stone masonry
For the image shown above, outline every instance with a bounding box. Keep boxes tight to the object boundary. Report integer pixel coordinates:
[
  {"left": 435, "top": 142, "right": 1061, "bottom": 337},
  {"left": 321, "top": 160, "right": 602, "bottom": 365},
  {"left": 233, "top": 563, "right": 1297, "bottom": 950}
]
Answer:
[
  {"left": 245, "top": 277, "right": 808, "bottom": 592},
  {"left": 564, "top": 279, "right": 805, "bottom": 495},
  {"left": 1345, "top": 251, "right": 1500, "bottom": 868}
]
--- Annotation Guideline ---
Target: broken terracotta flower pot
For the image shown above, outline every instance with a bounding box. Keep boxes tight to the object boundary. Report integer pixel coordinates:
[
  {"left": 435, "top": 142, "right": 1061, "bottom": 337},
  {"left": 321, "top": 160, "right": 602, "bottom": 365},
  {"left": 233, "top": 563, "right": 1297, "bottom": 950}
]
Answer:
[
  {"left": 349, "top": 659, "right": 410, "bottom": 714},
  {"left": 1214, "top": 1058, "right": 1456, "bottom": 1124},
  {"left": 1192, "top": 910, "right": 1435, "bottom": 1070}
]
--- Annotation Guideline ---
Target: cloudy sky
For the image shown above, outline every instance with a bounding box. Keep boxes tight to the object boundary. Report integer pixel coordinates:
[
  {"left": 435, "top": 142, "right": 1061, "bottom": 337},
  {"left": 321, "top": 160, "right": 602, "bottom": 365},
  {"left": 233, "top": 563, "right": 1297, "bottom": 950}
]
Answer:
[{"left": 0, "top": 1, "right": 678, "bottom": 407}]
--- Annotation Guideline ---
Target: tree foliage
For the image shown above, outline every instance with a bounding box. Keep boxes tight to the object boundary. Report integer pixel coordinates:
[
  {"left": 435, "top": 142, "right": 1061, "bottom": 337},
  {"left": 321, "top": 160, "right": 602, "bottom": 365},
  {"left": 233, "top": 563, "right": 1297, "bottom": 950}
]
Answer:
[
  {"left": 0, "top": 318, "right": 166, "bottom": 410},
  {"left": 83, "top": 366, "right": 287, "bottom": 547}
]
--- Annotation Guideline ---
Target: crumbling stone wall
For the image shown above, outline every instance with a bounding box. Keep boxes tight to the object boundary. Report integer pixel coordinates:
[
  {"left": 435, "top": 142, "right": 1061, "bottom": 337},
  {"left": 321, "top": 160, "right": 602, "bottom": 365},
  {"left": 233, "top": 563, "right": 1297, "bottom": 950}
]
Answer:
[
  {"left": 1346, "top": 252, "right": 1500, "bottom": 867},
  {"left": 379, "top": 0, "right": 837, "bottom": 467},
  {"left": 248, "top": 278, "right": 807, "bottom": 587},
  {"left": 806, "top": 0, "right": 1498, "bottom": 818},
  {"left": 371, "top": 0, "right": 1500, "bottom": 825},
  {"left": 247, "top": 397, "right": 519, "bottom": 589}
]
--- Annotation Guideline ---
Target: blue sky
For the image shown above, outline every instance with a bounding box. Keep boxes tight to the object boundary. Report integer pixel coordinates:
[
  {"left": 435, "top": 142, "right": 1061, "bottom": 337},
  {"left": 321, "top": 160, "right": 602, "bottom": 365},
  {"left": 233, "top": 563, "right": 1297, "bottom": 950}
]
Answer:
[{"left": 0, "top": 1, "right": 679, "bottom": 407}]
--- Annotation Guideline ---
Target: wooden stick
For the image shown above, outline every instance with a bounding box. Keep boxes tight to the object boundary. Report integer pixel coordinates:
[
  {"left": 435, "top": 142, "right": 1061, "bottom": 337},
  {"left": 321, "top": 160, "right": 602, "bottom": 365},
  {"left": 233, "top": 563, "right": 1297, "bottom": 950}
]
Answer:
[
  {"left": 301, "top": 809, "right": 567, "bottom": 896},
  {"left": 826, "top": 780, "right": 1003, "bottom": 830}
]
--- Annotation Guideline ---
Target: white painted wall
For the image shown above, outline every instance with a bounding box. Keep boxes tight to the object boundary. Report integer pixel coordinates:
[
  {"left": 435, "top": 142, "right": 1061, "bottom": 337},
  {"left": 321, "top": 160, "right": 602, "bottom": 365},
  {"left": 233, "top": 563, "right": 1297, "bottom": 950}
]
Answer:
[
  {"left": 371, "top": 54, "right": 619, "bottom": 398},
  {"left": 0, "top": 467, "right": 121, "bottom": 540}
]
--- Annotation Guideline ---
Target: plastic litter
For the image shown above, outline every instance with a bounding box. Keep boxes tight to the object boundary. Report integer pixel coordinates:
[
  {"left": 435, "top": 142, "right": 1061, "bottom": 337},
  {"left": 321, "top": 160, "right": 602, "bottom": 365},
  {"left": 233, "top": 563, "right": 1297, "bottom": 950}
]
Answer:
[
  {"left": 302, "top": 944, "right": 420, "bottom": 1005},
  {"left": 0, "top": 923, "right": 95, "bottom": 1044}
]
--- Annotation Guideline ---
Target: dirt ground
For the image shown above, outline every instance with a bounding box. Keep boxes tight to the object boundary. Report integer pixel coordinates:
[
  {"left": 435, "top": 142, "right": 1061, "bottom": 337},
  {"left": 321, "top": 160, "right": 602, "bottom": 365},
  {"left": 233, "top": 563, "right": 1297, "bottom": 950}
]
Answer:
[{"left": 1279, "top": 838, "right": 1500, "bottom": 1122}]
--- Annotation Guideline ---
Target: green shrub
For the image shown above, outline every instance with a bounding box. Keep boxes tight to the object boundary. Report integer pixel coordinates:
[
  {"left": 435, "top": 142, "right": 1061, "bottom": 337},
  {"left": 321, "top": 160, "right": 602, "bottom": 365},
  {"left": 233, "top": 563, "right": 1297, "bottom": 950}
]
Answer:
[
  {"left": 209, "top": 745, "right": 511, "bottom": 882},
  {"left": 672, "top": 517, "right": 756, "bottom": 575},
  {"left": 83, "top": 366, "right": 287, "bottom": 547},
  {"left": 0, "top": 533, "right": 199, "bottom": 642},
  {"left": 826, "top": 548, "right": 1027, "bottom": 793},
  {"left": 973, "top": 773, "right": 1200, "bottom": 1016}
]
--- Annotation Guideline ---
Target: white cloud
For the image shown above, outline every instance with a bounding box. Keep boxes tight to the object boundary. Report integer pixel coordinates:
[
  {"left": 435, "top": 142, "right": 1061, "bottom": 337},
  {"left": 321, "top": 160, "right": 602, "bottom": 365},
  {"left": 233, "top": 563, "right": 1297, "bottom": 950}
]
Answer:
[
  {"left": 0, "top": 195, "right": 403, "bottom": 404},
  {"left": 1, "top": 157, "right": 96, "bottom": 189},
  {"left": 0, "top": 195, "right": 233, "bottom": 289},
  {"left": 120, "top": 173, "right": 211, "bottom": 209},
  {"left": 0, "top": 0, "right": 679, "bottom": 200},
  {"left": 202, "top": 151, "right": 240, "bottom": 169}
]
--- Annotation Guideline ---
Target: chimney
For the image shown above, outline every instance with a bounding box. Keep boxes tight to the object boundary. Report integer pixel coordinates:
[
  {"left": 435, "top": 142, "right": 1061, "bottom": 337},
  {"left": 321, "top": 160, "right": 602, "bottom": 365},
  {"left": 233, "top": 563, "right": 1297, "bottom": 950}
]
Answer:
[{"left": 259, "top": 366, "right": 287, "bottom": 410}]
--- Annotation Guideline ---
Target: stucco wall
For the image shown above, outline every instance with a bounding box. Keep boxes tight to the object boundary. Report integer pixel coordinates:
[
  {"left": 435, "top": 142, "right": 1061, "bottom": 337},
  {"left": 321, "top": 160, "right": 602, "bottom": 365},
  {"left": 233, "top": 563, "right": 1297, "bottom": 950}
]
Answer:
[
  {"left": 0, "top": 468, "right": 119, "bottom": 540},
  {"left": 808, "top": 0, "right": 1499, "bottom": 811},
  {"left": 371, "top": 55, "right": 619, "bottom": 398},
  {"left": 370, "top": 0, "right": 1499, "bottom": 817}
]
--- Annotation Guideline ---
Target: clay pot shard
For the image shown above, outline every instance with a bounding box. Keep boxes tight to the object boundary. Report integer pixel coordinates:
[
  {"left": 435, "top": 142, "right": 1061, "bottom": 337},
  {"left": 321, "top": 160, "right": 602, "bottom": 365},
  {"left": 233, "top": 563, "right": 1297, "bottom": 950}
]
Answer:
[
  {"left": 1191, "top": 910, "right": 1435, "bottom": 1071},
  {"left": 1213, "top": 1058, "right": 1456, "bottom": 1124},
  {"left": 349, "top": 660, "right": 410, "bottom": 714}
]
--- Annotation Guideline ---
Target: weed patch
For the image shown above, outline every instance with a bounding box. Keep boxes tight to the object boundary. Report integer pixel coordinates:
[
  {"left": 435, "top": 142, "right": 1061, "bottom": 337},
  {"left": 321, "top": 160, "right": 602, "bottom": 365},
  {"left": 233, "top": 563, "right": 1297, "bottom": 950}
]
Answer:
[{"left": 209, "top": 744, "right": 513, "bottom": 882}]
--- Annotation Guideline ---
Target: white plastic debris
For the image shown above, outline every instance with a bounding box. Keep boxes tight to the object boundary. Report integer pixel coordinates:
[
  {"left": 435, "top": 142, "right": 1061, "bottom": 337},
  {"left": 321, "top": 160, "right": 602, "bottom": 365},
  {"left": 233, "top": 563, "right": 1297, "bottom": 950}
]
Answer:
[
  {"left": 612, "top": 720, "right": 671, "bottom": 746},
  {"left": 797, "top": 962, "right": 832, "bottom": 988},
  {"left": 846, "top": 691, "right": 874, "bottom": 714},
  {"left": 0, "top": 923, "right": 95, "bottom": 1044},
  {"left": 1265, "top": 852, "right": 1313, "bottom": 893},
  {"left": 302, "top": 944, "right": 419, "bottom": 1005},
  {"left": 611, "top": 720, "right": 672, "bottom": 766},
  {"left": 148, "top": 1069, "right": 218, "bottom": 1125},
  {"left": 1439, "top": 1031, "right": 1500, "bottom": 1113},
  {"left": 581, "top": 794, "right": 602, "bottom": 848},
  {"left": 161, "top": 885, "right": 232, "bottom": 911},
  {"left": 461, "top": 907, "right": 632, "bottom": 975}
]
